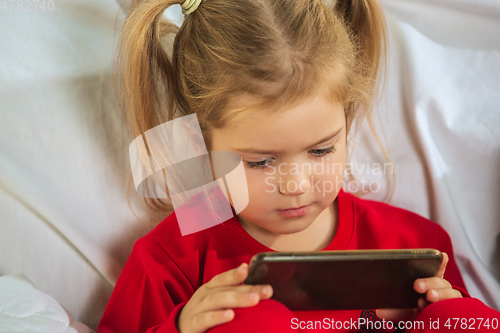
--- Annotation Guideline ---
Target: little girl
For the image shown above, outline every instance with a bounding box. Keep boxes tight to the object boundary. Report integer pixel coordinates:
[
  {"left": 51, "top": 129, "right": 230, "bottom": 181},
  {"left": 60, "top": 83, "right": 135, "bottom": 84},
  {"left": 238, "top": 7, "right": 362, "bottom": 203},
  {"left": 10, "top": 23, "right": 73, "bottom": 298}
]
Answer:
[{"left": 98, "top": 0, "right": 500, "bottom": 332}]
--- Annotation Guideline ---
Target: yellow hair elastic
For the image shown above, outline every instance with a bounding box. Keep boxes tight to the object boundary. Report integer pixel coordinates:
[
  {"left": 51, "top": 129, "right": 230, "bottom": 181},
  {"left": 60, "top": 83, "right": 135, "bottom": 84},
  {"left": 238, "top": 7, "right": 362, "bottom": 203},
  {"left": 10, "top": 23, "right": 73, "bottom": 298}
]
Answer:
[{"left": 181, "top": 0, "right": 202, "bottom": 15}]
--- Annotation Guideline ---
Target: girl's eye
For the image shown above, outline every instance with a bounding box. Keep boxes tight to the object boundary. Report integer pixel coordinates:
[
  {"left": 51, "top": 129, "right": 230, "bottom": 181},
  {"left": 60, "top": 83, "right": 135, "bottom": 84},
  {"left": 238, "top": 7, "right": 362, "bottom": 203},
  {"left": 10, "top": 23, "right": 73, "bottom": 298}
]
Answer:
[
  {"left": 244, "top": 146, "right": 336, "bottom": 169},
  {"left": 245, "top": 159, "right": 274, "bottom": 169},
  {"left": 310, "top": 145, "right": 336, "bottom": 157}
]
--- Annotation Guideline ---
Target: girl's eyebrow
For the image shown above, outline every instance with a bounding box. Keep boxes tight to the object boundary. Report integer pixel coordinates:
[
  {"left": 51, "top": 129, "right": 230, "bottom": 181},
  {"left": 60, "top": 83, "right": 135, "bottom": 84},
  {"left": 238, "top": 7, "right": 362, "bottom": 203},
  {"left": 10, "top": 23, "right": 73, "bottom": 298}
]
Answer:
[{"left": 235, "top": 126, "right": 343, "bottom": 154}]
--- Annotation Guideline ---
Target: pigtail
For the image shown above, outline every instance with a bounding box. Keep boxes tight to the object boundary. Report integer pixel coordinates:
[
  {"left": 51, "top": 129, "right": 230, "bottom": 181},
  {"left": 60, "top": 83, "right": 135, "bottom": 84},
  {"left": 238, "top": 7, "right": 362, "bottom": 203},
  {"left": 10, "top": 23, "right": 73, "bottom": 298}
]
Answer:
[
  {"left": 334, "top": 0, "right": 387, "bottom": 86},
  {"left": 115, "top": 0, "right": 181, "bottom": 142},
  {"left": 334, "top": 0, "right": 394, "bottom": 202},
  {"left": 113, "top": 0, "right": 184, "bottom": 216}
]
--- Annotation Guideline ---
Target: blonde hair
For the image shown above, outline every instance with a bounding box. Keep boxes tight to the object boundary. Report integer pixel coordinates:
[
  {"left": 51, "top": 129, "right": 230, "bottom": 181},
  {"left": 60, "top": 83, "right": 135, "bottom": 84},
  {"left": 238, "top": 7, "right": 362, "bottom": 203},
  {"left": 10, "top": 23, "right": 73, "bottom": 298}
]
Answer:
[{"left": 113, "top": 0, "right": 389, "bottom": 217}]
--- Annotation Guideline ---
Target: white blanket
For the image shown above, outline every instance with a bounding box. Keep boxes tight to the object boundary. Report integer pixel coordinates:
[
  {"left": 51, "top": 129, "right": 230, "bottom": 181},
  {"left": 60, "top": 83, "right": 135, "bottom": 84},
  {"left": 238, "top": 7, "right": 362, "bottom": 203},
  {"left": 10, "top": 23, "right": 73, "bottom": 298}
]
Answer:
[
  {"left": 0, "top": 273, "right": 95, "bottom": 333},
  {"left": 368, "top": 0, "right": 500, "bottom": 308}
]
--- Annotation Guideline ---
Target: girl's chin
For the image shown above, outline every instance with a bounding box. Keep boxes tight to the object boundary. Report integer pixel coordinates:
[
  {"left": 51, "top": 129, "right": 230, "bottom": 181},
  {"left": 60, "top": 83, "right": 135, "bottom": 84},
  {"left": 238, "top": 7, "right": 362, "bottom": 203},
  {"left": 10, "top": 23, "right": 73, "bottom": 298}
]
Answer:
[
  {"left": 238, "top": 213, "right": 314, "bottom": 235},
  {"left": 268, "top": 218, "right": 314, "bottom": 235}
]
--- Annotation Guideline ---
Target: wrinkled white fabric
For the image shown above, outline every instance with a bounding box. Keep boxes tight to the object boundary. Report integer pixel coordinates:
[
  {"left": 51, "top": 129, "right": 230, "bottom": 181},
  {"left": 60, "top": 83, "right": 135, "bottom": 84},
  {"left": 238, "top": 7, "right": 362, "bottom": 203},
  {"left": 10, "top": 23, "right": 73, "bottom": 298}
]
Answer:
[
  {"left": 349, "top": 0, "right": 500, "bottom": 309},
  {"left": 0, "top": 273, "right": 95, "bottom": 333},
  {"left": 0, "top": 1, "right": 167, "bottom": 329}
]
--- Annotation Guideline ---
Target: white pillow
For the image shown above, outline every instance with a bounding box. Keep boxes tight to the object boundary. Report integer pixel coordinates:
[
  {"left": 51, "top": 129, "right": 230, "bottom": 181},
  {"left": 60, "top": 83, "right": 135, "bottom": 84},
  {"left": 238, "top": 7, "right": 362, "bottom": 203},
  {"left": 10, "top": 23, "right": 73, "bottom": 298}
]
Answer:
[{"left": 0, "top": 273, "right": 95, "bottom": 333}]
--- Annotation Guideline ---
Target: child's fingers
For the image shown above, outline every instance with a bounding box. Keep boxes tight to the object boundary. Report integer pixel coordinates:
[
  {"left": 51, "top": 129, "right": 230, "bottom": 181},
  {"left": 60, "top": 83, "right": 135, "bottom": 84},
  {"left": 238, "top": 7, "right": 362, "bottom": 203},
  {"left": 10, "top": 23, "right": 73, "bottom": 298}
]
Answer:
[
  {"left": 436, "top": 252, "right": 449, "bottom": 279},
  {"left": 425, "top": 288, "right": 463, "bottom": 303},
  {"left": 418, "top": 297, "right": 431, "bottom": 310},
  {"left": 205, "top": 263, "right": 248, "bottom": 289},
  {"left": 193, "top": 285, "right": 272, "bottom": 315},
  {"left": 199, "top": 289, "right": 262, "bottom": 312},
  {"left": 190, "top": 309, "right": 235, "bottom": 333},
  {"left": 414, "top": 276, "right": 451, "bottom": 293},
  {"left": 230, "top": 283, "right": 273, "bottom": 299}
]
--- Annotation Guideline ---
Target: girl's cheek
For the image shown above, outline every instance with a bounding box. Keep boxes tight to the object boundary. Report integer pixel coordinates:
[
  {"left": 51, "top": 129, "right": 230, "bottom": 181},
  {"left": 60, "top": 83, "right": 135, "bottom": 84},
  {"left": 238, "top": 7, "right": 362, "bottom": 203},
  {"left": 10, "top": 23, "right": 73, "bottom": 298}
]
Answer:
[
  {"left": 310, "top": 157, "right": 344, "bottom": 199},
  {"left": 253, "top": 172, "right": 276, "bottom": 192},
  {"left": 245, "top": 173, "right": 273, "bottom": 203}
]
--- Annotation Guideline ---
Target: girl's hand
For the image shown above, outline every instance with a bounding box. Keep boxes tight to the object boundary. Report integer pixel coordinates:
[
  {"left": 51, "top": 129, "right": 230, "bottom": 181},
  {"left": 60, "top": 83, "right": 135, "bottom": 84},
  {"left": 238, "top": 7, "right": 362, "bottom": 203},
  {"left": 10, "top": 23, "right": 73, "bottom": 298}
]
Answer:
[
  {"left": 177, "top": 263, "right": 273, "bottom": 333},
  {"left": 375, "top": 252, "right": 462, "bottom": 322}
]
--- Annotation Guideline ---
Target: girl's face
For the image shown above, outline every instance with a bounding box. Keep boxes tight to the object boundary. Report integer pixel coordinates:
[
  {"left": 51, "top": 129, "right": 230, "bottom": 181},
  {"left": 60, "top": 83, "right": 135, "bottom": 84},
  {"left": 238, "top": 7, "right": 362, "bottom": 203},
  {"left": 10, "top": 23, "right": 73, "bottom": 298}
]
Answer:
[{"left": 211, "top": 90, "right": 346, "bottom": 236}]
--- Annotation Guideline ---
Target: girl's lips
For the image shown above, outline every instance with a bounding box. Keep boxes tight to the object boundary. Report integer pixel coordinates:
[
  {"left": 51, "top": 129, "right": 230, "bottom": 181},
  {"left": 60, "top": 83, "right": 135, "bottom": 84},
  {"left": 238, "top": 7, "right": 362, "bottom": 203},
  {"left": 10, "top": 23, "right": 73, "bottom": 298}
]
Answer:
[{"left": 277, "top": 204, "right": 312, "bottom": 218}]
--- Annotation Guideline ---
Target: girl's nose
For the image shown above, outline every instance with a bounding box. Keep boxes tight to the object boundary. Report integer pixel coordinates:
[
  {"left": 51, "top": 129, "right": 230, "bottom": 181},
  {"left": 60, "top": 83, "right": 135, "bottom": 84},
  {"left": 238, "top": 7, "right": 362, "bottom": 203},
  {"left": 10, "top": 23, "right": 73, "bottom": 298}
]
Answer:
[
  {"left": 277, "top": 174, "right": 311, "bottom": 195},
  {"left": 278, "top": 180, "right": 310, "bottom": 195}
]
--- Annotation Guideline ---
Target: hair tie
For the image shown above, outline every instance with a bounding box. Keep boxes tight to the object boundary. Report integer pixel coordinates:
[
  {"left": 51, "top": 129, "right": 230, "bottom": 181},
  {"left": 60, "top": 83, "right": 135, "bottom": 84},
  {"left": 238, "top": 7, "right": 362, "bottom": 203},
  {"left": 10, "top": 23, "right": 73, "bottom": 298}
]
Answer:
[{"left": 181, "top": 0, "right": 202, "bottom": 15}]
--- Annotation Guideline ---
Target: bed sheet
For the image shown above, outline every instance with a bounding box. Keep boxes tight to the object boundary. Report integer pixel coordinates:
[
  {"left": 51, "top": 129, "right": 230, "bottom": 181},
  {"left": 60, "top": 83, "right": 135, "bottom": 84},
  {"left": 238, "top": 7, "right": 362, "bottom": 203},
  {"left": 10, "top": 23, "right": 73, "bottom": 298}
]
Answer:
[{"left": 0, "top": 273, "right": 95, "bottom": 333}]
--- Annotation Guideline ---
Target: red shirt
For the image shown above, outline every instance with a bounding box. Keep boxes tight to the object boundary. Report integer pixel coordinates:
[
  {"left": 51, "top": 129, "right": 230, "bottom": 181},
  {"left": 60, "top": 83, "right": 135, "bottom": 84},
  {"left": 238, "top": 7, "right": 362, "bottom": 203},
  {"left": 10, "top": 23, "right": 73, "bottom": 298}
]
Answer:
[{"left": 98, "top": 188, "right": 480, "bottom": 333}]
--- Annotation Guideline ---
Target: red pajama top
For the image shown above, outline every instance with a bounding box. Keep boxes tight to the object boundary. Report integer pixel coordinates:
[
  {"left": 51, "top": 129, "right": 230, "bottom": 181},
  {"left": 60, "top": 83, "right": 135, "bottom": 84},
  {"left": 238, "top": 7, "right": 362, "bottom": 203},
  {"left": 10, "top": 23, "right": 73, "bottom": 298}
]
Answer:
[{"left": 98, "top": 188, "right": 498, "bottom": 333}]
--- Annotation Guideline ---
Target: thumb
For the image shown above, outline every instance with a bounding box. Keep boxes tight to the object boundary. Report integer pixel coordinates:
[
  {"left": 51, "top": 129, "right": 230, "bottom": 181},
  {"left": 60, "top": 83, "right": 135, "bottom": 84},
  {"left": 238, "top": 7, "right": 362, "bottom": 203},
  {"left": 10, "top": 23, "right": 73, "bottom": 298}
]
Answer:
[{"left": 437, "top": 252, "right": 449, "bottom": 279}]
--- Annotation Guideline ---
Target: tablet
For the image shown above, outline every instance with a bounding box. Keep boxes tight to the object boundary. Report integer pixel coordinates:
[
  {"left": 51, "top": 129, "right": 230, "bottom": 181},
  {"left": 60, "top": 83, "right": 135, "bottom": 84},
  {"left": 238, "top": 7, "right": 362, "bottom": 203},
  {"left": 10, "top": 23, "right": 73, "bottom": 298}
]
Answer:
[{"left": 243, "top": 249, "right": 442, "bottom": 310}]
